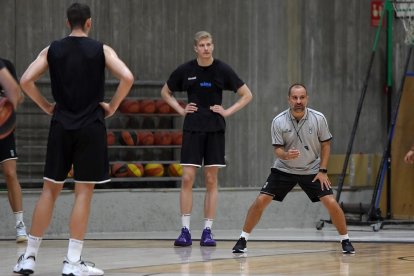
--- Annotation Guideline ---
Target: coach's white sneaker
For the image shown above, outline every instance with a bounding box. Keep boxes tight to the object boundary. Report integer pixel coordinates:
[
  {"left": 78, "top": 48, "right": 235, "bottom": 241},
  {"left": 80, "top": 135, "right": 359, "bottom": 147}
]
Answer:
[
  {"left": 13, "top": 254, "right": 36, "bottom": 275},
  {"left": 16, "top": 221, "right": 28, "bottom": 243},
  {"left": 62, "top": 257, "right": 104, "bottom": 276}
]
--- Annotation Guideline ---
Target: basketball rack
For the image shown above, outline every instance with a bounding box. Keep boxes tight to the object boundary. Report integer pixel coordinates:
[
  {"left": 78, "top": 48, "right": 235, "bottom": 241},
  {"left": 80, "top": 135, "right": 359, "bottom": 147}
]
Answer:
[{"left": 317, "top": 0, "right": 414, "bottom": 232}]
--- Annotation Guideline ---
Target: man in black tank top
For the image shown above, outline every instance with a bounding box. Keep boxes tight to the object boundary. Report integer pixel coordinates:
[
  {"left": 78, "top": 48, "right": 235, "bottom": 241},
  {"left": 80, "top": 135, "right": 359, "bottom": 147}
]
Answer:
[
  {"left": 14, "top": 3, "right": 134, "bottom": 276},
  {"left": 161, "top": 31, "right": 253, "bottom": 247}
]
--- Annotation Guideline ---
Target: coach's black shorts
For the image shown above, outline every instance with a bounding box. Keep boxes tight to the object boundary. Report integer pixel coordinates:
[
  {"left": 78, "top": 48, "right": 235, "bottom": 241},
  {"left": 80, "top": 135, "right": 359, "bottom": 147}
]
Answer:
[
  {"left": 260, "top": 168, "right": 333, "bottom": 202},
  {"left": 180, "top": 130, "right": 226, "bottom": 167},
  {"left": 0, "top": 131, "right": 18, "bottom": 163},
  {"left": 44, "top": 120, "right": 110, "bottom": 184}
]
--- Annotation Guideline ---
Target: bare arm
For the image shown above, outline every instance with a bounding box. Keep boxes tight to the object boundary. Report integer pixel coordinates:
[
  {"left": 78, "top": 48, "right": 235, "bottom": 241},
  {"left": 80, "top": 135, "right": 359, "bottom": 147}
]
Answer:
[
  {"left": 274, "top": 145, "right": 300, "bottom": 160},
  {"left": 160, "top": 84, "right": 185, "bottom": 116},
  {"left": 210, "top": 84, "right": 253, "bottom": 117},
  {"left": 313, "top": 140, "right": 331, "bottom": 190},
  {"left": 0, "top": 67, "right": 21, "bottom": 109},
  {"left": 100, "top": 45, "right": 134, "bottom": 118},
  {"left": 20, "top": 47, "right": 54, "bottom": 115}
]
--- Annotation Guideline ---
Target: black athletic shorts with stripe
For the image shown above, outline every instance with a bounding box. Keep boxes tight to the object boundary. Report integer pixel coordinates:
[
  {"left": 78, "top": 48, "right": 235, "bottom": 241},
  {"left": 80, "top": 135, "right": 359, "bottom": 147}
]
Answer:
[
  {"left": 180, "top": 130, "right": 226, "bottom": 167},
  {"left": 260, "top": 168, "right": 333, "bottom": 202},
  {"left": 44, "top": 120, "right": 110, "bottom": 184},
  {"left": 0, "top": 131, "right": 18, "bottom": 163}
]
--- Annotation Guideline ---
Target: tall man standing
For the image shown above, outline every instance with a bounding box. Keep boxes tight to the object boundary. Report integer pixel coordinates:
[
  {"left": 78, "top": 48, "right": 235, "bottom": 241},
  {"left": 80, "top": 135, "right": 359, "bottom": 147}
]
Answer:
[
  {"left": 232, "top": 84, "right": 355, "bottom": 254},
  {"left": 14, "top": 3, "right": 134, "bottom": 275},
  {"left": 161, "top": 31, "right": 252, "bottom": 247}
]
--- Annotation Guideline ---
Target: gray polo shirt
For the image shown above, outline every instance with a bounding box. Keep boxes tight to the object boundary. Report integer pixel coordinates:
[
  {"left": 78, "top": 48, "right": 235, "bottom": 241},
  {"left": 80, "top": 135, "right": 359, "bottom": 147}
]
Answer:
[{"left": 271, "top": 108, "right": 332, "bottom": 175}]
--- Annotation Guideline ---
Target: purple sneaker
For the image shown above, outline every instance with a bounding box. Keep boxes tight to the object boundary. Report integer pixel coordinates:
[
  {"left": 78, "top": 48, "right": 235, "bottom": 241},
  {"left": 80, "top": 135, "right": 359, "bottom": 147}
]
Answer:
[
  {"left": 200, "top": 228, "right": 216, "bottom": 246},
  {"left": 174, "top": 227, "right": 192, "bottom": 247}
]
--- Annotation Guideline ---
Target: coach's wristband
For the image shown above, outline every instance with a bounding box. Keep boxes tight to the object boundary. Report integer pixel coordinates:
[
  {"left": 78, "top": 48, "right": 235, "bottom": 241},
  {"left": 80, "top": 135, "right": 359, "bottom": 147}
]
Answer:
[{"left": 319, "top": 168, "right": 328, "bottom": 173}]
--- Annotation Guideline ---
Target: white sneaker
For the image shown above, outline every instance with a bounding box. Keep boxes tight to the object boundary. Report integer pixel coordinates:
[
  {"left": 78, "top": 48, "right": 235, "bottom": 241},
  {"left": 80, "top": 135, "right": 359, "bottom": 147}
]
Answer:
[
  {"left": 16, "top": 221, "right": 28, "bottom": 243},
  {"left": 13, "top": 254, "right": 36, "bottom": 275},
  {"left": 62, "top": 257, "right": 104, "bottom": 276}
]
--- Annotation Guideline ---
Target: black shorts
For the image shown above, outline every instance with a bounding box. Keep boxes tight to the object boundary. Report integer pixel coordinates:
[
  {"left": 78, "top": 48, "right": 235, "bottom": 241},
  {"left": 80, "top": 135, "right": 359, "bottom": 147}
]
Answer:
[
  {"left": 180, "top": 130, "right": 226, "bottom": 167},
  {"left": 260, "top": 168, "right": 333, "bottom": 202},
  {"left": 44, "top": 120, "right": 110, "bottom": 184},
  {"left": 0, "top": 131, "right": 18, "bottom": 163}
]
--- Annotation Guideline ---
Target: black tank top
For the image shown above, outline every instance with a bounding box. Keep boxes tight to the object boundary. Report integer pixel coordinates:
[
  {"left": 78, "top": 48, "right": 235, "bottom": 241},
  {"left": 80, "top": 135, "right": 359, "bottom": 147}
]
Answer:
[{"left": 47, "top": 36, "right": 105, "bottom": 129}]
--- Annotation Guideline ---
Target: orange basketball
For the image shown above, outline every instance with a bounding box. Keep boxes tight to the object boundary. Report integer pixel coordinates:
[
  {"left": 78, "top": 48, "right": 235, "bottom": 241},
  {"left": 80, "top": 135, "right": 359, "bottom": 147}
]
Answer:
[
  {"left": 107, "top": 131, "right": 116, "bottom": 146},
  {"left": 168, "top": 163, "right": 183, "bottom": 177},
  {"left": 0, "top": 97, "right": 16, "bottom": 139},
  {"left": 111, "top": 163, "right": 128, "bottom": 177},
  {"left": 119, "top": 130, "right": 137, "bottom": 146},
  {"left": 171, "top": 131, "right": 183, "bottom": 145},
  {"left": 136, "top": 130, "right": 154, "bottom": 145},
  {"left": 119, "top": 98, "right": 140, "bottom": 113},
  {"left": 155, "top": 99, "right": 171, "bottom": 114},
  {"left": 127, "top": 163, "right": 144, "bottom": 177},
  {"left": 144, "top": 163, "right": 165, "bottom": 177},
  {"left": 140, "top": 99, "right": 156, "bottom": 114},
  {"left": 154, "top": 131, "right": 172, "bottom": 145}
]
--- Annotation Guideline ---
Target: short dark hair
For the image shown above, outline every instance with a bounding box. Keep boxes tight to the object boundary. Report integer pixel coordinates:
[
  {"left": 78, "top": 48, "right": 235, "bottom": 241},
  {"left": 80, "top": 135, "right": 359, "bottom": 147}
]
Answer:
[
  {"left": 288, "top": 83, "right": 307, "bottom": 95},
  {"left": 67, "top": 3, "right": 91, "bottom": 30}
]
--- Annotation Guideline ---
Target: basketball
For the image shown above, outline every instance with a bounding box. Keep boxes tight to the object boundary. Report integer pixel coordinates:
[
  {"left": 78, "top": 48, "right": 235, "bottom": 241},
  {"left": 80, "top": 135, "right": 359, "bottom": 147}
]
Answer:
[
  {"left": 127, "top": 163, "right": 144, "bottom": 177},
  {"left": 144, "top": 163, "right": 164, "bottom": 177},
  {"left": 140, "top": 99, "right": 156, "bottom": 114},
  {"left": 111, "top": 163, "right": 129, "bottom": 177},
  {"left": 171, "top": 131, "right": 183, "bottom": 145},
  {"left": 137, "top": 130, "right": 154, "bottom": 145},
  {"left": 107, "top": 131, "right": 116, "bottom": 146},
  {"left": 119, "top": 98, "right": 140, "bottom": 113},
  {"left": 154, "top": 131, "right": 172, "bottom": 145},
  {"left": 0, "top": 97, "right": 16, "bottom": 139},
  {"left": 168, "top": 163, "right": 183, "bottom": 177},
  {"left": 155, "top": 99, "right": 171, "bottom": 114},
  {"left": 119, "top": 130, "right": 137, "bottom": 146}
]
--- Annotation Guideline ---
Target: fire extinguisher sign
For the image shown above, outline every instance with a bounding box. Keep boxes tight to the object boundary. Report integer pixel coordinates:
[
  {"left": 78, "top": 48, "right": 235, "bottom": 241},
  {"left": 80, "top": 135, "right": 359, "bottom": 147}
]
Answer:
[{"left": 371, "top": 0, "right": 385, "bottom": 27}]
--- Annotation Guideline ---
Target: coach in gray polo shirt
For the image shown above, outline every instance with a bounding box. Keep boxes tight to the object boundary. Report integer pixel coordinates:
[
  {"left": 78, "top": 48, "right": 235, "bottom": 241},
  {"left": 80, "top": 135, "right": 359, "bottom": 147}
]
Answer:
[{"left": 232, "top": 83, "right": 355, "bottom": 254}]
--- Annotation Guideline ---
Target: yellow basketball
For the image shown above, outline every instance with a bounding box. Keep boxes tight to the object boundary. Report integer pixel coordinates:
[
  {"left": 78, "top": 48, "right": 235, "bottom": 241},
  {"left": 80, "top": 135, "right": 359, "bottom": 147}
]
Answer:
[
  {"left": 144, "top": 163, "right": 164, "bottom": 177},
  {"left": 168, "top": 163, "right": 183, "bottom": 177}
]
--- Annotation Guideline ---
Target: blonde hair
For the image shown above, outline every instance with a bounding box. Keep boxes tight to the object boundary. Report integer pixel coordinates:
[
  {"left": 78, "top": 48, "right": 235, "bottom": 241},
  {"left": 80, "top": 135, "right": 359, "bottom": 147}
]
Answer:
[{"left": 194, "top": 31, "right": 213, "bottom": 46}]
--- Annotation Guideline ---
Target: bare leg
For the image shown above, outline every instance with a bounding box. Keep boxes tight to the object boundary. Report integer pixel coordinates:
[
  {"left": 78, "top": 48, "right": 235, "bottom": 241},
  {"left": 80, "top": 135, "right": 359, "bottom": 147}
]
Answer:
[
  {"left": 180, "top": 166, "right": 197, "bottom": 214},
  {"left": 203, "top": 166, "right": 219, "bottom": 219},
  {"left": 320, "top": 195, "right": 348, "bottom": 235},
  {"left": 3, "top": 160, "right": 23, "bottom": 212},
  {"left": 69, "top": 183, "right": 95, "bottom": 240},
  {"left": 30, "top": 180, "right": 63, "bottom": 237},
  {"left": 242, "top": 194, "right": 273, "bottom": 233}
]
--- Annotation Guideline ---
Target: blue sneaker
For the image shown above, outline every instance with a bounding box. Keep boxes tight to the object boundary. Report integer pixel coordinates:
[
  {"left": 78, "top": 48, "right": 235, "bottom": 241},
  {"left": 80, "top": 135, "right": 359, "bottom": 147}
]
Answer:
[
  {"left": 200, "top": 228, "right": 216, "bottom": 246},
  {"left": 174, "top": 227, "right": 192, "bottom": 247}
]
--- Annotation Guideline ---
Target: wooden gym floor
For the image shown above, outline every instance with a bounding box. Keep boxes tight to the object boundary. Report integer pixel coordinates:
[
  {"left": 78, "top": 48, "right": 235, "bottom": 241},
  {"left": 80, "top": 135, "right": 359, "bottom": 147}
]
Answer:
[{"left": 1, "top": 226, "right": 414, "bottom": 275}]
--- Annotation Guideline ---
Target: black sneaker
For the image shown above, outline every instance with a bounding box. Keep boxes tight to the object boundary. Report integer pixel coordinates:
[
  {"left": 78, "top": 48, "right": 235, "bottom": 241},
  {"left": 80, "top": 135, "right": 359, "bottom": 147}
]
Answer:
[
  {"left": 341, "top": 239, "right": 355, "bottom": 254},
  {"left": 232, "top": 237, "right": 247, "bottom": 253}
]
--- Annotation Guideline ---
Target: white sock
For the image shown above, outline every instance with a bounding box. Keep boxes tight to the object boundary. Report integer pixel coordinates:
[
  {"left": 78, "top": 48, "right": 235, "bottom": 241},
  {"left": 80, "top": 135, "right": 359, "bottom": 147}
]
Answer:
[
  {"left": 181, "top": 214, "right": 191, "bottom": 230},
  {"left": 204, "top": 218, "right": 213, "bottom": 229},
  {"left": 340, "top": 234, "right": 350, "bottom": 241},
  {"left": 14, "top": 211, "right": 24, "bottom": 225},
  {"left": 240, "top": 231, "right": 250, "bottom": 241},
  {"left": 24, "top": 235, "right": 42, "bottom": 259},
  {"left": 67, "top": 239, "right": 84, "bottom": 263}
]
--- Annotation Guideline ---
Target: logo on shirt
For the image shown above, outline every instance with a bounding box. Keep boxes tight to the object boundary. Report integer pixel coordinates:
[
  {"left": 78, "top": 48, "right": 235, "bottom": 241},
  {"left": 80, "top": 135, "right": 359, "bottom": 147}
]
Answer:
[
  {"left": 282, "top": 128, "right": 292, "bottom": 133},
  {"left": 10, "top": 150, "right": 15, "bottom": 157},
  {"left": 309, "top": 127, "right": 312, "bottom": 134},
  {"left": 263, "top": 181, "right": 268, "bottom": 189},
  {"left": 200, "top": 82, "right": 212, "bottom": 87},
  {"left": 188, "top": 76, "right": 197, "bottom": 80}
]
